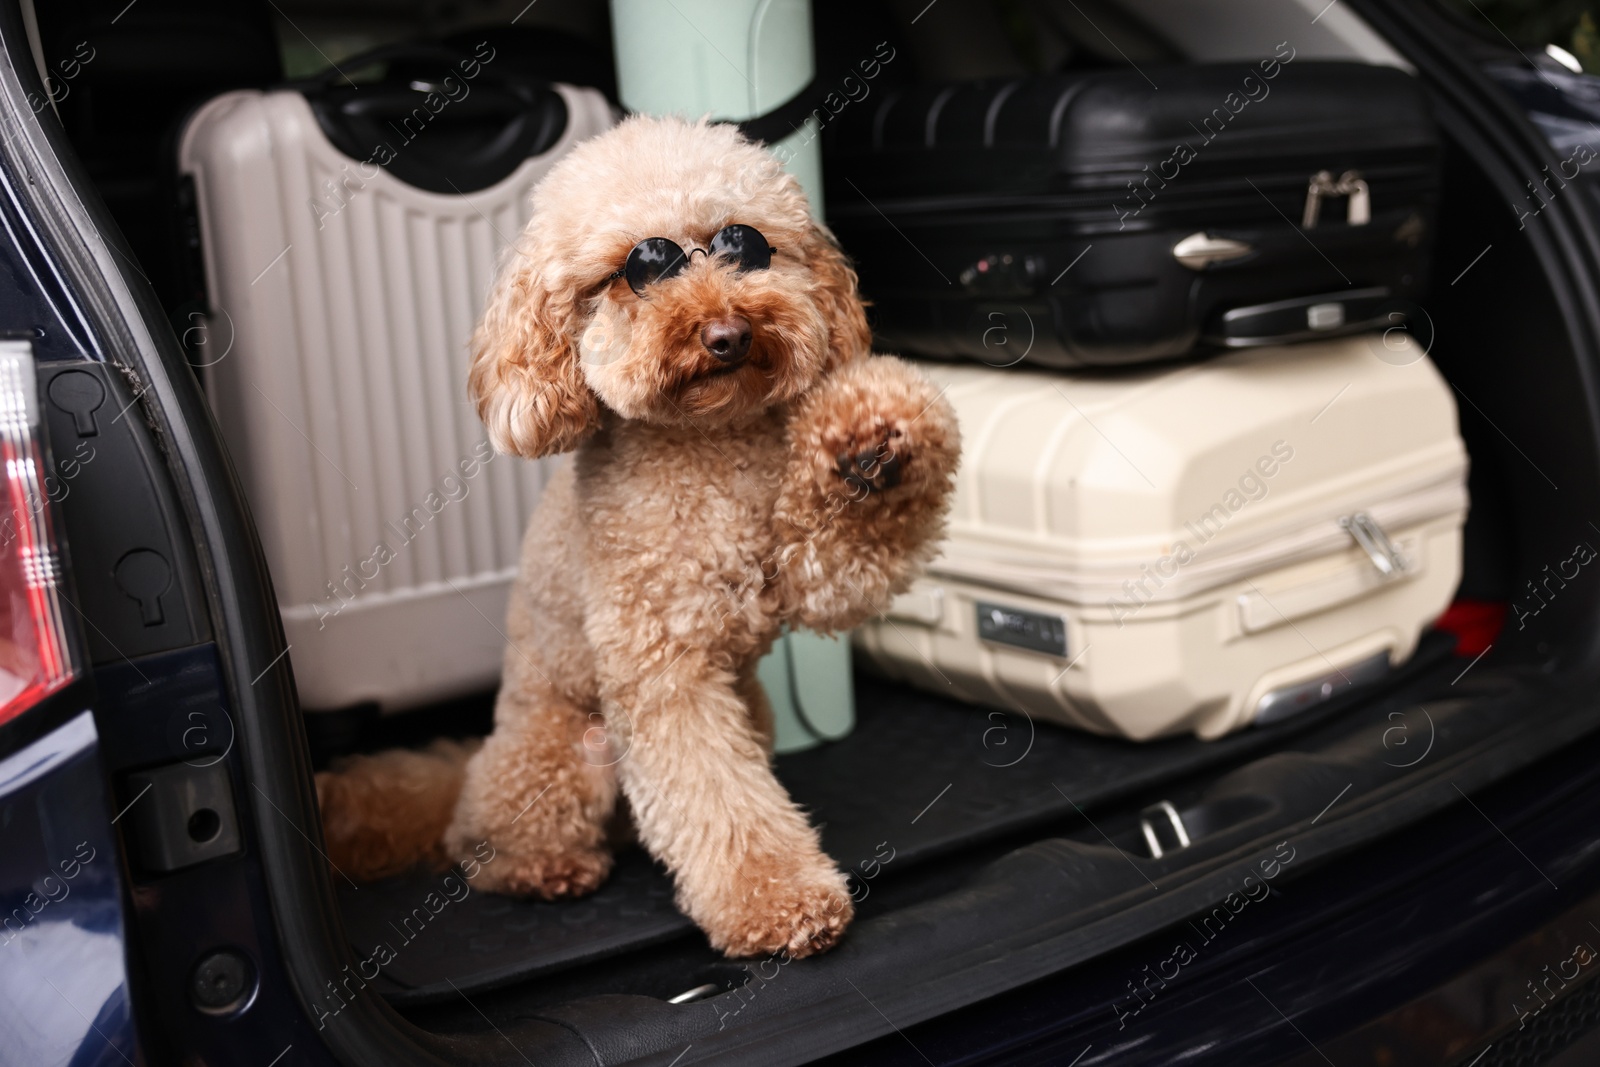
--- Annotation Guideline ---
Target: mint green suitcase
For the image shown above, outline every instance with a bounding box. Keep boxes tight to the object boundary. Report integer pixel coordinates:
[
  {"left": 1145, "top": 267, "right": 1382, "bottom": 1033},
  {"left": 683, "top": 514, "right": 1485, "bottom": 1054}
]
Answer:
[{"left": 760, "top": 632, "right": 855, "bottom": 753}]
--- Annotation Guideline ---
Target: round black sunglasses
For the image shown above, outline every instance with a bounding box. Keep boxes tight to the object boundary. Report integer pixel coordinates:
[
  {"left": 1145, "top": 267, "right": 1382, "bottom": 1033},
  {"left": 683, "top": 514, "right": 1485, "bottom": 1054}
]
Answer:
[{"left": 607, "top": 224, "right": 776, "bottom": 296}]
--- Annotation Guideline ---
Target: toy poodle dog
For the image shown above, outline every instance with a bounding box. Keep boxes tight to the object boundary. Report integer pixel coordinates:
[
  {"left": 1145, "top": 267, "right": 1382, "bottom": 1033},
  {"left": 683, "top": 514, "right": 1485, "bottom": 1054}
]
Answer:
[{"left": 316, "top": 114, "right": 960, "bottom": 959}]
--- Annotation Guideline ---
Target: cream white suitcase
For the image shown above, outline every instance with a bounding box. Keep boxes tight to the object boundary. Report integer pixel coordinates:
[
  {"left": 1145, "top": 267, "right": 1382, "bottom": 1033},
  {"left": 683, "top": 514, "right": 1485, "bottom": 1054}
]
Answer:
[
  {"left": 855, "top": 337, "right": 1468, "bottom": 741},
  {"left": 179, "top": 81, "right": 615, "bottom": 713}
]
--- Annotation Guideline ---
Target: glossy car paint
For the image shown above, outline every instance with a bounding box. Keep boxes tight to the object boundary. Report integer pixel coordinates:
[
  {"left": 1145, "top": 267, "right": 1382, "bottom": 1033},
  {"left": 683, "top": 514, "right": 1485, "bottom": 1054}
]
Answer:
[{"left": 0, "top": 706, "right": 140, "bottom": 1067}]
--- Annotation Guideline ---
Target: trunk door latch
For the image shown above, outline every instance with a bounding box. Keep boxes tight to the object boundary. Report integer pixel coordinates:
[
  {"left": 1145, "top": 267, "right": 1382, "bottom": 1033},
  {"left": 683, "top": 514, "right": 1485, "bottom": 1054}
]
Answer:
[{"left": 1139, "top": 800, "right": 1192, "bottom": 859}]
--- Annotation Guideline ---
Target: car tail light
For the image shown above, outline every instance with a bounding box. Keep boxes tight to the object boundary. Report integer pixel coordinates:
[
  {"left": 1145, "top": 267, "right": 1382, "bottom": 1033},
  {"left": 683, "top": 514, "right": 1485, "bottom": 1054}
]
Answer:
[
  {"left": 0, "top": 341, "right": 72, "bottom": 725},
  {"left": 1434, "top": 599, "right": 1506, "bottom": 658}
]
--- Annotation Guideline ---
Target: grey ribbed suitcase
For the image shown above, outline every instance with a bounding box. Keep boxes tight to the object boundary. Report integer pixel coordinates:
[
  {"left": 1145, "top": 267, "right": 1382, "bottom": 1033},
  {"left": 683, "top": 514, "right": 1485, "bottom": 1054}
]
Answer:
[{"left": 180, "top": 77, "right": 615, "bottom": 713}]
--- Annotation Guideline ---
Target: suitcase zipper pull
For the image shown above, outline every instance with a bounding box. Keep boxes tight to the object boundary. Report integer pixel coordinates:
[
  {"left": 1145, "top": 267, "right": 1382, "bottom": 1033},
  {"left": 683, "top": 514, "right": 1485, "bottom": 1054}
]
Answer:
[
  {"left": 1303, "top": 170, "right": 1370, "bottom": 229},
  {"left": 1337, "top": 170, "right": 1371, "bottom": 226},
  {"left": 1172, "top": 232, "right": 1255, "bottom": 270},
  {"left": 1302, "top": 170, "right": 1333, "bottom": 228},
  {"left": 1339, "top": 512, "right": 1409, "bottom": 576}
]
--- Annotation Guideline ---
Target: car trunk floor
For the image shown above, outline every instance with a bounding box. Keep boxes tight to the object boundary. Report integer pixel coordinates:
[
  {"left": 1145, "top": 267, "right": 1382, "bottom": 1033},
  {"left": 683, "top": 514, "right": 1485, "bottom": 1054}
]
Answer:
[{"left": 336, "top": 633, "right": 1454, "bottom": 1005}]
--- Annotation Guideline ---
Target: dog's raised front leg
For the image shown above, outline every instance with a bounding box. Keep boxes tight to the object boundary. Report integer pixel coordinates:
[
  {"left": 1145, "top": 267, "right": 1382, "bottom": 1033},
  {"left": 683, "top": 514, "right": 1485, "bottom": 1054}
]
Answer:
[{"left": 772, "top": 355, "right": 960, "bottom": 633}]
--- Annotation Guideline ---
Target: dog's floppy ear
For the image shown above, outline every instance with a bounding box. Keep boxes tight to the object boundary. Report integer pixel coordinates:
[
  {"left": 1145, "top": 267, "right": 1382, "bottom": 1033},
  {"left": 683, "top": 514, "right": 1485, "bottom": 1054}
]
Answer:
[
  {"left": 468, "top": 247, "right": 601, "bottom": 459},
  {"left": 806, "top": 223, "right": 874, "bottom": 371}
]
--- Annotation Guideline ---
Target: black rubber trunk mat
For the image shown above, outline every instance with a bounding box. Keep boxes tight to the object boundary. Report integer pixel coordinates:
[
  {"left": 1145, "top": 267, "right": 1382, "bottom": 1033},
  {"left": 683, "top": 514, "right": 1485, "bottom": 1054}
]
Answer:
[{"left": 337, "top": 633, "right": 1453, "bottom": 1005}]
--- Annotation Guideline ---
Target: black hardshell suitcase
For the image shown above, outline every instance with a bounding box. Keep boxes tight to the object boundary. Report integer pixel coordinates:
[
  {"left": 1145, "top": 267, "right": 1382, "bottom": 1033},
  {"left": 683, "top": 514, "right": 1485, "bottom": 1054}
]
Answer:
[{"left": 823, "top": 60, "right": 1440, "bottom": 368}]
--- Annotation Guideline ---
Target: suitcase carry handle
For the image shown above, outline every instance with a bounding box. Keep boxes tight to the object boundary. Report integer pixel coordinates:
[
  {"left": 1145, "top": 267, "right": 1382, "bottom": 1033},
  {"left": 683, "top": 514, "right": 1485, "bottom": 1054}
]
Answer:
[{"left": 295, "top": 43, "right": 571, "bottom": 195}]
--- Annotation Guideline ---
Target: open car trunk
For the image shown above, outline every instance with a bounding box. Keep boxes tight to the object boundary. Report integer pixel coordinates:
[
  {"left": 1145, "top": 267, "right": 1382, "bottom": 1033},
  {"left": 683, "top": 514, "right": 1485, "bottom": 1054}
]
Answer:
[
  {"left": 328, "top": 4, "right": 1600, "bottom": 1053},
  {"left": 10, "top": 0, "right": 1600, "bottom": 1064}
]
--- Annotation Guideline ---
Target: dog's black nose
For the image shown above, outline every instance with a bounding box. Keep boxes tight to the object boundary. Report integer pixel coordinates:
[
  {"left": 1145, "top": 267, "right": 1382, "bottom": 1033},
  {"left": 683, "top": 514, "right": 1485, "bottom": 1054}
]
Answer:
[{"left": 701, "top": 315, "right": 753, "bottom": 364}]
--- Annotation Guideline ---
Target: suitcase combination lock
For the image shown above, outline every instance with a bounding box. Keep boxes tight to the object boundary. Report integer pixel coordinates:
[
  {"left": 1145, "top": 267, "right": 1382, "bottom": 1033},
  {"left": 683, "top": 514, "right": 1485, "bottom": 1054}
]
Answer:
[
  {"left": 1303, "top": 170, "right": 1371, "bottom": 229},
  {"left": 960, "top": 253, "right": 1044, "bottom": 296}
]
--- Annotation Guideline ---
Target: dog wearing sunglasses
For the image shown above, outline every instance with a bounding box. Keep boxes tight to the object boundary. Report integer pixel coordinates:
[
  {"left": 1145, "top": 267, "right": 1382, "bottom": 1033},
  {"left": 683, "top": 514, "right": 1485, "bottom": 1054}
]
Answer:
[{"left": 315, "top": 114, "right": 959, "bottom": 959}]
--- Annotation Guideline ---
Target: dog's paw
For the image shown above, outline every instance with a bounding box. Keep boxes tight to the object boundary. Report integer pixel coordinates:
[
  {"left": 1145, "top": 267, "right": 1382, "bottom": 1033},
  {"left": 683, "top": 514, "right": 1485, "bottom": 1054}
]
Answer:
[
  {"left": 796, "top": 356, "right": 959, "bottom": 504},
  {"left": 467, "top": 844, "right": 613, "bottom": 901},
  {"left": 833, "top": 421, "right": 905, "bottom": 496},
  {"left": 701, "top": 859, "right": 855, "bottom": 959}
]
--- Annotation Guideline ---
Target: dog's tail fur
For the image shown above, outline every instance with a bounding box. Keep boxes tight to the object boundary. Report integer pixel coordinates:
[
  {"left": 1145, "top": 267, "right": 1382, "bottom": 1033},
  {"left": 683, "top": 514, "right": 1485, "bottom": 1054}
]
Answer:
[{"left": 314, "top": 738, "right": 481, "bottom": 883}]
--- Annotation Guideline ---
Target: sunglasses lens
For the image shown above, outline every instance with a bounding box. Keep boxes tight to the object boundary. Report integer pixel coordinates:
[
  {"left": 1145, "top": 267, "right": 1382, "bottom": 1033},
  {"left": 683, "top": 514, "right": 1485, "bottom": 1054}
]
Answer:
[
  {"left": 709, "top": 225, "right": 771, "bottom": 272},
  {"left": 625, "top": 238, "right": 688, "bottom": 294}
]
